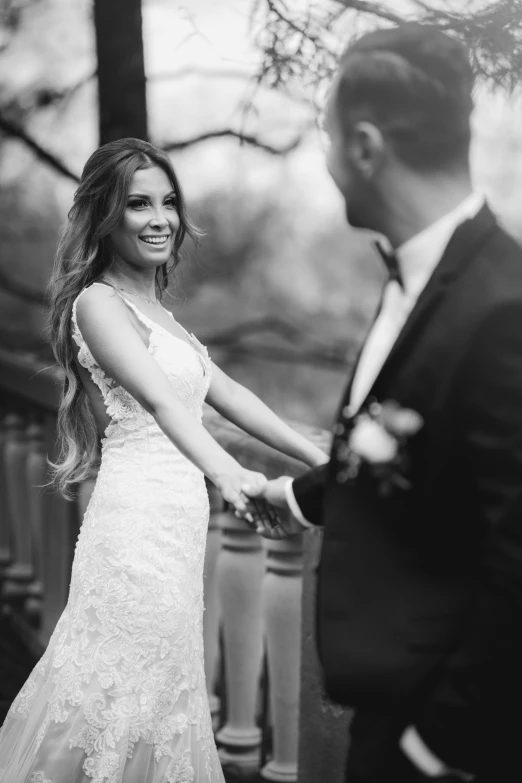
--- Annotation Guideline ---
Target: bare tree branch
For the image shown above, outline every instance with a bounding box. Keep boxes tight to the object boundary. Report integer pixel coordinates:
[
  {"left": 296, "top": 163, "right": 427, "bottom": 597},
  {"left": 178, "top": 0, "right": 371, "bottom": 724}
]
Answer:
[
  {"left": 265, "top": 0, "right": 311, "bottom": 39},
  {"left": 163, "top": 127, "right": 305, "bottom": 155},
  {"left": 0, "top": 114, "right": 80, "bottom": 182},
  {"left": 0, "top": 117, "right": 305, "bottom": 194},
  {"left": 404, "top": 0, "right": 522, "bottom": 90},
  {"left": 333, "top": 0, "right": 403, "bottom": 25},
  {"left": 253, "top": 0, "right": 522, "bottom": 94},
  {"left": 0, "top": 71, "right": 95, "bottom": 121}
]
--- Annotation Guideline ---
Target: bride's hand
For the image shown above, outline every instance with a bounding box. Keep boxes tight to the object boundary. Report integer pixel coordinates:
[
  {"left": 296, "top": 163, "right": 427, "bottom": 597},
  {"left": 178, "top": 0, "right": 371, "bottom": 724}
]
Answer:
[{"left": 215, "top": 468, "right": 268, "bottom": 522}]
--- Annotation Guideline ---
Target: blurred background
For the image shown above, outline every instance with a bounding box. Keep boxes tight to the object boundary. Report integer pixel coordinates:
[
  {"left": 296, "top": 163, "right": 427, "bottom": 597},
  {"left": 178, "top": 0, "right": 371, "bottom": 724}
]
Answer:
[
  {"left": 1, "top": 0, "right": 521, "bottom": 430},
  {"left": 1, "top": 3, "right": 522, "bottom": 778}
]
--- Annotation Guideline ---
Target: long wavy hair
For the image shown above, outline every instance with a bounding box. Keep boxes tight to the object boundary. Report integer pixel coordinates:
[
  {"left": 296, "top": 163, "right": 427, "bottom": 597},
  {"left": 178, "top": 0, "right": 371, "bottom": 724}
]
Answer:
[{"left": 49, "top": 138, "right": 199, "bottom": 498}]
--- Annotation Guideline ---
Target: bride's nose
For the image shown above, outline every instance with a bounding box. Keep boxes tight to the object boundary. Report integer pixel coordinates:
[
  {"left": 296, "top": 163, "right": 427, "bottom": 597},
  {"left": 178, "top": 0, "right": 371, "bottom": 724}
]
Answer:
[{"left": 149, "top": 208, "right": 169, "bottom": 229}]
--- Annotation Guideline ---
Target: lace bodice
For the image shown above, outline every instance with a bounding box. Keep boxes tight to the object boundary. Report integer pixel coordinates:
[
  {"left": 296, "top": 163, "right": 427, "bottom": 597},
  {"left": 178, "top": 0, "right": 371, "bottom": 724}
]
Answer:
[
  {"left": 0, "top": 283, "right": 224, "bottom": 783},
  {"left": 71, "top": 283, "right": 212, "bottom": 439}
]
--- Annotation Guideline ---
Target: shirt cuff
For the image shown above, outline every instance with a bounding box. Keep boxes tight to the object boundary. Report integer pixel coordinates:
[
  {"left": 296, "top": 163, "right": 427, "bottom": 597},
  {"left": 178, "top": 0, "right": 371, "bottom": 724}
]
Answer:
[
  {"left": 400, "top": 727, "right": 447, "bottom": 776},
  {"left": 284, "top": 478, "right": 315, "bottom": 529},
  {"left": 399, "top": 728, "right": 475, "bottom": 780}
]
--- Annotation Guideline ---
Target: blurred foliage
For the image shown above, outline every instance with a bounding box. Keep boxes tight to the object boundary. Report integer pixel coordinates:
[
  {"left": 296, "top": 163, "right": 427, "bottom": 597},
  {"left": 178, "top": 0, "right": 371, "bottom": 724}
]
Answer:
[{"left": 180, "top": 187, "right": 279, "bottom": 291}]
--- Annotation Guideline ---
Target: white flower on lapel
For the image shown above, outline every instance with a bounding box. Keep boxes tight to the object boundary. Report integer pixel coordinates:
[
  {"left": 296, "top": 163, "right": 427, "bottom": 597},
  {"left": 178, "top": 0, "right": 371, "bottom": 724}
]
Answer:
[
  {"left": 379, "top": 401, "right": 424, "bottom": 439},
  {"left": 349, "top": 415, "right": 398, "bottom": 464},
  {"left": 335, "top": 399, "right": 423, "bottom": 493}
]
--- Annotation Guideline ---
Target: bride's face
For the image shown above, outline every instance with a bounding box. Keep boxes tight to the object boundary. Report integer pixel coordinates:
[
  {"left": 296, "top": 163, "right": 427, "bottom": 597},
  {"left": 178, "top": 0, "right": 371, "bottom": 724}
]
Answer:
[{"left": 109, "top": 166, "right": 180, "bottom": 269}]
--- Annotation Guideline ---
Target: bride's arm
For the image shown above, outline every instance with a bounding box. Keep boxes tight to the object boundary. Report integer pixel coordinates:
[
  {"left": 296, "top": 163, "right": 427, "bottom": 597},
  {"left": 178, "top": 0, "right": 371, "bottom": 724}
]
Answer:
[
  {"left": 75, "top": 286, "right": 265, "bottom": 514},
  {"left": 206, "top": 363, "right": 329, "bottom": 469}
]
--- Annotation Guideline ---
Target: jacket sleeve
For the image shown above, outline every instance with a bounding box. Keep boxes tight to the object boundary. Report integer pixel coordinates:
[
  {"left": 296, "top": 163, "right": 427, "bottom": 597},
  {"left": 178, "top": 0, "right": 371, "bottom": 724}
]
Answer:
[
  {"left": 290, "top": 464, "right": 329, "bottom": 527},
  {"left": 413, "top": 303, "right": 522, "bottom": 774}
]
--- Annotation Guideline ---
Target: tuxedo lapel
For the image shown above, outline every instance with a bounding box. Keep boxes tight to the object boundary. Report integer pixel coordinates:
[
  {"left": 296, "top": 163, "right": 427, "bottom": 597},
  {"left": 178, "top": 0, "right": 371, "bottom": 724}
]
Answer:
[{"left": 366, "top": 204, "right": 497, "bottom": 399}]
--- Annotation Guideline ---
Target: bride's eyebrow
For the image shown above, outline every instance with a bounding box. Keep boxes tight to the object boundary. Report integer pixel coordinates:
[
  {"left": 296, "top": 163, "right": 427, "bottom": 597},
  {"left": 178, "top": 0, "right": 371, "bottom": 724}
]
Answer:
[{"left": 127, "top": 191, "right": 176, "bottom": 199}]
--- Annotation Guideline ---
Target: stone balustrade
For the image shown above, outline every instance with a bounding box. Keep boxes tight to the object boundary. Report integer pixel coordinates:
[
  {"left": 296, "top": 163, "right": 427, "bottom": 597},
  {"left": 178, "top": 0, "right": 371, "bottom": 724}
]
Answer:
[{"left": 0, "top": 347, "right": 349, "bottom": 782}]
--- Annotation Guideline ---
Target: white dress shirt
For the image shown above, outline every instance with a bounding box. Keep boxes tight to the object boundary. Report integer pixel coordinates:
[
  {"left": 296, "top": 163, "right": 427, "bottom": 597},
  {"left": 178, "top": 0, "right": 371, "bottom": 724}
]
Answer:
[{"left": 348, "top": 191, "right": 484, "bottom": 414}]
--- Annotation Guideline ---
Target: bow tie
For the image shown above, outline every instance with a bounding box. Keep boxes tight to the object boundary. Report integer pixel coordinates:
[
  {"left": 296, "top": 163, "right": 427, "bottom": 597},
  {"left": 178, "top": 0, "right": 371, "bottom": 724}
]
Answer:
[{"left": 375, "top": 241, "right": 404, "bottom": 290}]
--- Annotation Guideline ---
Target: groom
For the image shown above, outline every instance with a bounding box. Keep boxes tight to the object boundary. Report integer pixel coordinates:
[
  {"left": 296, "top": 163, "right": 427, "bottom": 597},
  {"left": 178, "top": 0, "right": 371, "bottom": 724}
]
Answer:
[{"left": 245, "top": 23, "right": 522, "bottom": 783}]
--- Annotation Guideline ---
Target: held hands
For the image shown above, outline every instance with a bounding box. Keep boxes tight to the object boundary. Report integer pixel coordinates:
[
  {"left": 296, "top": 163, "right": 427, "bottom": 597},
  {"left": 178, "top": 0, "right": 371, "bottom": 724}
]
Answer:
[
  {"left": 241, "top": 442, "right": 329, "bottom": 536},
  {"left": 241, "top": 476, "right": 305, "bottom": 539},
  {"left": 216, "top": 467, "right": 268, "bottom": 525},
  {"left": 215, "top": 465, "right": 288, "bottom": 536},
  {"left": 217, "top": 437, "right": 329, "bottom": 537}
]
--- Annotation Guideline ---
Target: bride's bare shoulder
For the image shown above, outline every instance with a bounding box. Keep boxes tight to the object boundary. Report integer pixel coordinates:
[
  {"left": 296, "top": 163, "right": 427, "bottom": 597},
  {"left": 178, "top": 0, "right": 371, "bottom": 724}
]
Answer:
[{"left": 75, "top": 283, "right": 129, "bottom": 329}]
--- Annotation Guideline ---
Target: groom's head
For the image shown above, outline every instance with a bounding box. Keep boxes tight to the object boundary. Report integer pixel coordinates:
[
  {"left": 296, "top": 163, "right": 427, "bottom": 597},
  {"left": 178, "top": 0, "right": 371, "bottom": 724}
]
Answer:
[{"left": 323, "top": 23, "right": 474, "bottom": 231}]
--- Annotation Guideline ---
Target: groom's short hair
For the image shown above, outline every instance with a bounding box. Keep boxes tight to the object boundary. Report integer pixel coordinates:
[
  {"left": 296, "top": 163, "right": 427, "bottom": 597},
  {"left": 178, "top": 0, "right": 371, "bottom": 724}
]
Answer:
[{"left": 335, "top": 23, "right": 474, "bottom": 171}]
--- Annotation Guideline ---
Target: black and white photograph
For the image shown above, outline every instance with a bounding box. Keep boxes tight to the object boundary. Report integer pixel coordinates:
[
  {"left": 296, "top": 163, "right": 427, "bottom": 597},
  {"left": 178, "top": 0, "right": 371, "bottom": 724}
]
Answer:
[{"left": 0, "top": 1, "right": 521, "bottom": 781}]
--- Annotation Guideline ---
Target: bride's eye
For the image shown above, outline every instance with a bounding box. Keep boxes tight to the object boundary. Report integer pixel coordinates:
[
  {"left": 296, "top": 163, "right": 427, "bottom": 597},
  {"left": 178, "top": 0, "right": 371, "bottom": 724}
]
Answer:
[
  {"left": 165, "top": 196, "right": 177, "bottom": 209},
  {"left": 127, "top": 199, "right": 148, "bottom": 210}
]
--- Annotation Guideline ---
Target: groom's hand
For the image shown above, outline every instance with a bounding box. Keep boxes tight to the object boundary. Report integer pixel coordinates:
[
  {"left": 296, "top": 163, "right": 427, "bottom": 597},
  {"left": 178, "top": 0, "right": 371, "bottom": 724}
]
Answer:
[{"left": 241, "top": 476, "right": 305, "bottom": 539}]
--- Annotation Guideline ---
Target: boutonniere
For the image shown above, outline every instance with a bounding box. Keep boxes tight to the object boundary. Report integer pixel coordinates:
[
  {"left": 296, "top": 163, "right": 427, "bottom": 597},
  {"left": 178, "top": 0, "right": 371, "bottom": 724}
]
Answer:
[{"left": 335, "top": 400, "right": 423, "bottom": 496}]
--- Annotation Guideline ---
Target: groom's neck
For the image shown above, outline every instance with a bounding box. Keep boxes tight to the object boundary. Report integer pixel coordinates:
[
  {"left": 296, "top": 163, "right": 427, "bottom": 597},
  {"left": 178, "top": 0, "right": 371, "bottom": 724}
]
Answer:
[{"left": 379, "top": 169, "right": 473, "bottom": 250}]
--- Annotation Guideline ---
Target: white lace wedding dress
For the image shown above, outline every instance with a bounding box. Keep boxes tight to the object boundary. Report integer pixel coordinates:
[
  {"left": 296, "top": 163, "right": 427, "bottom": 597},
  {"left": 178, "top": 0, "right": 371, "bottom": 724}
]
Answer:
[{"left": 0, "top": 284, "right": 225, "bottom": 783}]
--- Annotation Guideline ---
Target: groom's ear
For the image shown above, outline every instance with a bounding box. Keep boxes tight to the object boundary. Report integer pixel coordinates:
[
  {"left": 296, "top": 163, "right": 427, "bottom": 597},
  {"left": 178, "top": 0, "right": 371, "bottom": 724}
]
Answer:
[{"left": 350, "top": 121, "right": 386, "bottom": 180}]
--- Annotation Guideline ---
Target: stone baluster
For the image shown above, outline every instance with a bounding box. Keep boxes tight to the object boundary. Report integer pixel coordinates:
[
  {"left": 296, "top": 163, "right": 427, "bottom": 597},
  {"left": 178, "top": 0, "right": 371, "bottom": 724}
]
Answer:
[
  {"left": 24, "top": 420, "right": 48, "bottom": 622},
  {"left": 2, "top": 413, "right": 34, "bottom": 605},
  {"left": 260, "top": 535, "right": 304, "bottom": 782},
  {"left": 215, "top": 510, "right": 265, "bottom": 772},
  {"left": 203, "top": 482, "right": 223, "bottom": 727},
  {"left": 0, "top": 414, "right": 12, "bottom": 571}
]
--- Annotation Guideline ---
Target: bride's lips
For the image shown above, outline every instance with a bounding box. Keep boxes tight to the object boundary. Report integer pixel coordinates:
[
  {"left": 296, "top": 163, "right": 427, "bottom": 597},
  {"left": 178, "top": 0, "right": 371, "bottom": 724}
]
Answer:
[{"left": 139, "top": 234, "right": 171, "bottom": 248}]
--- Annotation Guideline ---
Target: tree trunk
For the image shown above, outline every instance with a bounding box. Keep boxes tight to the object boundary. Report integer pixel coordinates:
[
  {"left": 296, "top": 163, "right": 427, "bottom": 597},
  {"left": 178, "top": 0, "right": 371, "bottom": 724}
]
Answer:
[{"left": 93, "top": 0, "right": 148, "bottom": 143}]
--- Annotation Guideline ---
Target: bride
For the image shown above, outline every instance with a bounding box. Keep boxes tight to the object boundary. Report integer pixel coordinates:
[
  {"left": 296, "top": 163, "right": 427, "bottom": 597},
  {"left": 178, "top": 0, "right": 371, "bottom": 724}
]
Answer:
[{"left": 0, "top": 138, "right": 327, "bottom": 782}]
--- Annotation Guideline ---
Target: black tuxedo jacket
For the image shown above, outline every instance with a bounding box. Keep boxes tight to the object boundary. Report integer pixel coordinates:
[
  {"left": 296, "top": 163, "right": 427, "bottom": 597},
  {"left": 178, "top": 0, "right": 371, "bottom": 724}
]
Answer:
[{"left": 293, "top": 205, "right": 522, "bottom": 773}]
